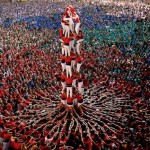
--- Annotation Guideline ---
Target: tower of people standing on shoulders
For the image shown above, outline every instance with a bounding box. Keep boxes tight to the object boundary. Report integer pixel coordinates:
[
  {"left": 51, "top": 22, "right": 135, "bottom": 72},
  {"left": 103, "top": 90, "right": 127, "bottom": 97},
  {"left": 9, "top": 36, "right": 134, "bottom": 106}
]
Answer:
[{"left": 60, "top": 5, "right": 84, "bottom": 108}]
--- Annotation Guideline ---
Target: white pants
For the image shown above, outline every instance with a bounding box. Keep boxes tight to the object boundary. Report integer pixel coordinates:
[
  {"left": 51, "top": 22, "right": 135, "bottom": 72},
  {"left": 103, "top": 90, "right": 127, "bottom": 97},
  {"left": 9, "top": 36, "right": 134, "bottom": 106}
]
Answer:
[
  {"left": 78, "top": 81, "right": 83, "bottom": 94},
  {"left": 70, "top": 40, "right": 75, "bottom": 50},
  {"left": 77, "top": 63, "right": 82, "bottom": 72},
  {"left": 63, "top": 25, "right": 70, "bottom": 38},
  {"left": 61, "top": 81, "right": 66, "bottom": 92},
  {"left": 71, "top": 60, "right": 76, "bottom": 70},
  {"left": 61, "top": 22, "right": 65, "bottom": 33},
  {"left": 64, "top": 45, "right": 71, "bottom": 56},
  {"left": 61, "top": 44, "right": 65, "bottom": 55},
  {"left": 72, "top": 79, "right": 76, "bottom": 87},
  {"left": 61, "top": 63, "right": 66, "bottom": 72},
  {"left": 76, "top": 42, "right": 81, "bottom": 55},
  {"left": 75, "top": 22, "right": 81, "bottom": 35},
  {"left": 67, "top": 86, "right": 73, "bottom": 98},
  {"left": 66, "top": 65, "right": 72, "bottom": 77},
  {"left": 61, "top": 99, "right": 66, "bottom": 105}
]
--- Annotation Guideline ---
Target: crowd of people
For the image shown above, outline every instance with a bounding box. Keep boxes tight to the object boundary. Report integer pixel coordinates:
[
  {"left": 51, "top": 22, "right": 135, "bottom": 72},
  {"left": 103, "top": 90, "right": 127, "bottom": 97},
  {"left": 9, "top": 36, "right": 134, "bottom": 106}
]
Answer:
[{"left": 0, "top": 0, "right": 150, "bottom": 150}]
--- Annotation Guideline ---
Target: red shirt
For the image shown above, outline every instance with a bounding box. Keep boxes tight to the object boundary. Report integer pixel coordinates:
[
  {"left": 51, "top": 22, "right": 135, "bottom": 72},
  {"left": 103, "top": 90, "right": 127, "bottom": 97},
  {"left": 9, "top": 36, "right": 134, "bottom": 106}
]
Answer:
[
  {"left": 70, "top": 52, "right": 76, "bottom": 60},
  {"left": 62, "top": 37, "right": 73, "bottom": 44},
  {"left": 66, "top": 77, "right": 73, "bottom": 85},
  {"left": 65, "top": 56, "right": 72, "bottom": 63},
  {"left": 61, "top": 74, "right": 66, "bottom": 81},
  {"left": 61, "top": 93, "right": 67, "bottom": 100},
  {"left": 76, "top": 56, "right": 82, "bottom": 63},
  {"left": 3, "top": 133, "right": 11, "bottom": 140},
  {"left": 60, "top": 55, "right": 66, "bottom": 61},
  {"left": 67, "top": 97, "right": 74, "bottom": 103},
  {"left": 13, "top": 142, "right": 22, "bottom": 150},
  {"left": 76, "top": 94, "right": 82, "bottom": 101}
]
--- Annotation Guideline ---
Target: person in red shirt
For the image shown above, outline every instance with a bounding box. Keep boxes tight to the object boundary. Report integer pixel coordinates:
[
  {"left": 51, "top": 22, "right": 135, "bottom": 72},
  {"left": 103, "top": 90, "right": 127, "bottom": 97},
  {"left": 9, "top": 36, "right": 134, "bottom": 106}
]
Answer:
[
  {"left": 70, "top": 52, "right": 76, "bottom": 70},
  {"left": 65, "top": 55, "right": 72, "bottom": 77},
  {"left": 60, "top": 37, "right": 73, "bottom": 56},
  {"left": 13, "top": 138, "right": 22, "bottom": 150},
  {"left": 67, "top": 96, "right": 74, "bottom": 106},
  {"left": 66, "top": 76, "right": 73, "bottom": 98},
  {"left": 60, "top": 54, "right": 66, "bottom": 72}
]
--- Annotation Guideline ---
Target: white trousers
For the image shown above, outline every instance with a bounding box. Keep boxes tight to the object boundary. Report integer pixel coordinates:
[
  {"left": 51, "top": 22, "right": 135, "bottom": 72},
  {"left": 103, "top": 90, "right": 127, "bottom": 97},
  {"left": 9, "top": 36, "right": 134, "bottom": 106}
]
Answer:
[
  {"left": 61, "top": 99, "right": 66, "bottom": 105},
  {"left": 64, "top": 45, "right": 71, "bottom": 56},
  {"left": 63, "top": 25, "right": 70, "bottom": 38},
  {"left": 72, "top": 79, "right": 76, "bottom": 87},
  {"left": 61, "top": 81, "right": 66, "bottom": 92},
  {"left": 71, "top": 60, "right": 76, "bottom": 70},
  {"left": 76, "top": 42, "right": 81, "bottom": 55},
  {"left": 61, "top": 44, "right": 65, "bottom": 55},
  {"left": 78, "top": 81, "right": 83, "bottom": 94},
  {"left": 67, "top": 86, "right": 73, "bottom": 98},
  {"left": 61, "top": 63, "right": 66, "bottom": 72},
  {"left": 70, "top": 40, "right": 75, "bottom": 50},
  {"left": 66, "top": 65, "right": 72, "bottom": 77},
  {"left": 75, "top": 22, "right": 81, "bottom": 35},
  {"left": 77, "top": 63, "right": 82, "bottom": 72}
]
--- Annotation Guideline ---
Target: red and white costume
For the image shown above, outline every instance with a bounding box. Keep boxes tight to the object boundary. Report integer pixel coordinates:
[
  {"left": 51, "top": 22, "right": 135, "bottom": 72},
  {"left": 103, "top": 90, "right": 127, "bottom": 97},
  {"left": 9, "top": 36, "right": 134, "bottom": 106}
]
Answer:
[
  {"left": 60, "top": 37, "right": 73, "bottom": 56},
  {"left": 65, "top": 56, "right": 72, "bottom": 77},
  {"left": 70, "top": 52, "right": 76, "bottom": 70},
  {"left": 66, "top": 76, "right": 73, "bottom": 98},
  {"left": 60, "top": 54, "right": 66, "bottom": 72},
  {"left": 60, "top": 6, "right": 84, "bottom": 106}
]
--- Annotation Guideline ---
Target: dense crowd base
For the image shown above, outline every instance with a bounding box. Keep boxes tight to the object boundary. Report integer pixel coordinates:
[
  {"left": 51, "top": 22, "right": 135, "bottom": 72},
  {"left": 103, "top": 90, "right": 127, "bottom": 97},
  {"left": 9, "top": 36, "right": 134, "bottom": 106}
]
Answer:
[
  {"left": 0, "top": 0, "right": 150, "bottom": 149},
  {"left": 0, "top": 44, "right": 150, "bottom": 149}
]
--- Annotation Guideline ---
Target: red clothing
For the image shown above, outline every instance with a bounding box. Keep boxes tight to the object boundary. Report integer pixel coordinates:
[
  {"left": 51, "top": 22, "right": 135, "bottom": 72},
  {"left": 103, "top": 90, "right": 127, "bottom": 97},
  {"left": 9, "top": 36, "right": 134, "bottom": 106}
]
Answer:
[
  {"left": 13, "top": 142, "right": 22, "bottom": 150},
  {"left": 76, "top": 56, "right": 82, "bottom": 63},
  {"left": 40, "top": 145, "right": 49, "bottom": 150},
  {"left": 61, "top": 74, "right": 66, "bottom": 81},
  {"left": 60, "top": 54, "right": 65, "bottom": 60},
  {"left": 60, "top": 29, "right": 63, "bottom": 38},
  {"left": 65, "top": 56, "right": 72, "bottom": 63},
  {"left": 75, "top": 17, "right": 80, "bottom": 23},
  {"left": 62, "top": 37, "right": 73, "bottom": 44},
  {"left": 70, "top": 52, "right": 76, "bottom": 60},
  {"left": 61, "top": 93, "right": 67, "bottom": 100},
  {"left": 3, "top": 133, "right": 11, "bottom": 140},
  {"left": 76, "top": 94, "right": 83, "bottom": 101},
  {"left": 66, "top": 77, "right": 73, "bottom": 85},
  {"left": 67, "top": 97, "right": 74, "bottom": 103}
]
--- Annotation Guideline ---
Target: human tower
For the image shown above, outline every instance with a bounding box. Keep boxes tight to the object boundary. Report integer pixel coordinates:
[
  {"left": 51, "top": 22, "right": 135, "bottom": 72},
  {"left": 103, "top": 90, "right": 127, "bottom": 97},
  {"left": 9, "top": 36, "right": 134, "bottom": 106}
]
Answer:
[{"left": 60, "top": 5, "right": 84, "bottom": 107}]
